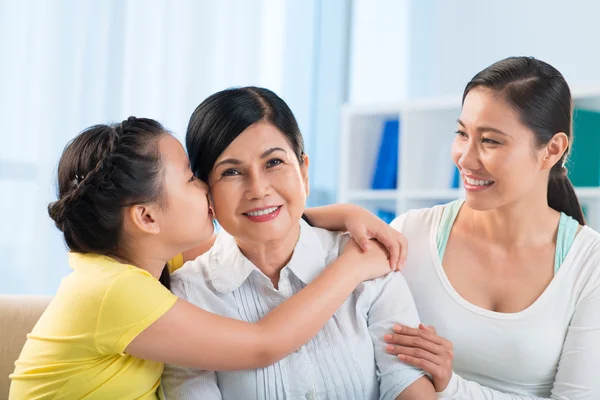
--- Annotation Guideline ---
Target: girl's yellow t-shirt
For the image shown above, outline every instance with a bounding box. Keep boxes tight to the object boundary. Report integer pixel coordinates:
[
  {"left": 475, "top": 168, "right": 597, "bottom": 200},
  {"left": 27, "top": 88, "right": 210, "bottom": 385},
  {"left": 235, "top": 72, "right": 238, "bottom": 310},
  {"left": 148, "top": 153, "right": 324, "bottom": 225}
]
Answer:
[
  {"left": 9, "top": 253, "right": 177, "bottom": 400},
  {"left": 166, "top": 253, "right": 184, "bottom": 273}
]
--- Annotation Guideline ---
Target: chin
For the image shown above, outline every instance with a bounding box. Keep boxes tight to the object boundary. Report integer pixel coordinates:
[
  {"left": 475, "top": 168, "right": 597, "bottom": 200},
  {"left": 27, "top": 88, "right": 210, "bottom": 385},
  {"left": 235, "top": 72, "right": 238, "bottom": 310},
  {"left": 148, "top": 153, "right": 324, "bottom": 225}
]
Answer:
[
  {"left": 463, "top": 195, "right": 501, "bottom": 212},
  {"left": 243, "top": 221, "right": 298, "bottom": 241}
]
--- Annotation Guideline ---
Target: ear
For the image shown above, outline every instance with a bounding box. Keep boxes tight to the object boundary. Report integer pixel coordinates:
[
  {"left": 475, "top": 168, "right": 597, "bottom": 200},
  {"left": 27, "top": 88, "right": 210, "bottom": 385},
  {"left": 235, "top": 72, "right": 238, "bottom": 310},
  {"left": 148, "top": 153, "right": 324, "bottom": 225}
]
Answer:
[
  {"left": 301, "top": 154, "right": 310, "bottom": 197},
  {"left": 208, "top": 192, "right": 217, "bottom": 219},
  {"left": 541, "top": 132, "right": 569, "bottom": 171},
  {"left": 127, "top": 204, "right": 161, "bottom": 235}
]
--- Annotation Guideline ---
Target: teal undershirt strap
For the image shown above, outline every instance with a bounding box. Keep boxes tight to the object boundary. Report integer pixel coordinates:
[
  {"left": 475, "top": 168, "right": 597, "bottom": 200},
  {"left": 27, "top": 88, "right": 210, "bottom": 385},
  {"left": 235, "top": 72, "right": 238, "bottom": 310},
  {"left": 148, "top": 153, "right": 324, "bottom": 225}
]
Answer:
[
  {"left": 554, "top": 212, "right": 579, "bottom": 274},
  {"left": 436, "top": 200, "right": 579, "bottom": 274},
  {"left": 436, "top": 200, "right": 463, "bottom": 262}
]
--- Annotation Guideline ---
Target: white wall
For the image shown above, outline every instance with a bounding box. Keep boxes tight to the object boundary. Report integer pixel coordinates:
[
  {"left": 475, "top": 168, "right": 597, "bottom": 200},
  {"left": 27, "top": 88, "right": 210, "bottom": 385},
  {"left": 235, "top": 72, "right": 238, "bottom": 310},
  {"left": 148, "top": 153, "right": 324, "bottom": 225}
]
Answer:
[
  {"left": 0, "top": 0, "right": 346, "bottom": 295},
  {"left": 350, "top": 0, "right": 600, "bottom": 102},
  {"left": 348, "top": 0, "right": 411, "bottom": 104}
]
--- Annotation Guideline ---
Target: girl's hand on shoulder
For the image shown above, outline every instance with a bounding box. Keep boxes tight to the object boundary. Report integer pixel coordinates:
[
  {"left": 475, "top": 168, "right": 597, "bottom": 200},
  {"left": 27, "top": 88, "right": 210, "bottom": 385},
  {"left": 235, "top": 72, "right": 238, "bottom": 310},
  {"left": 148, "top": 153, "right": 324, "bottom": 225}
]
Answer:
[
  {"left": 340, "top": 237, "right": 396, "bottom": 281},
  {"left": 342, "top": 204, "right": 408, "bottom": 271}
]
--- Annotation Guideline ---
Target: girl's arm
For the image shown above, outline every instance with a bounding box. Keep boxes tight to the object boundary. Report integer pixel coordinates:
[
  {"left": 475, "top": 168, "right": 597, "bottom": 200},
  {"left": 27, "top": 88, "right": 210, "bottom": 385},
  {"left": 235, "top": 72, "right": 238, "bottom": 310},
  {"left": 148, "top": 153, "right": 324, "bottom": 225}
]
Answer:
[
  {"left": 305, "top": 204, "right": 408, "bottom": 270},
  {"left": 179, "top": 204, "right": 408, "bottom": 269},
  {"left": 126, "top": 239, "right": 396, "bottom": 370}
]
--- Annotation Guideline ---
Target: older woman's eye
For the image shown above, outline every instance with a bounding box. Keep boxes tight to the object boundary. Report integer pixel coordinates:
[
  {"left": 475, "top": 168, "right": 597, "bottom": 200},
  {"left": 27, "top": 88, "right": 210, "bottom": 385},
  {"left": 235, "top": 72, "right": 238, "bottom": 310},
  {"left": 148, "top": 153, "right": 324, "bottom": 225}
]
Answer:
[
  {"left": 266, "top": 158, "right": 283, "bottom": 168},
  {"left": 222, "top": 169, "right": 240, "bottom": 177}
]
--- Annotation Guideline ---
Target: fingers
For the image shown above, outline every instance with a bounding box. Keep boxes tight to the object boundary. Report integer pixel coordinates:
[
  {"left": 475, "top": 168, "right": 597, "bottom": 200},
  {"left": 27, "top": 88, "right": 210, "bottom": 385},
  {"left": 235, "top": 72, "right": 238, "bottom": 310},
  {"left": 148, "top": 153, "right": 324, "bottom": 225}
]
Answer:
[
  {"left": 397, "top": 232, "right": 408, "bottom": 268},
  {"left": 352, "top": 233, "right": 372, "bottom": 251},
  {"left": 370, "top": 230, "right": 402, "bottom": 271},
  {"left": 390, "top": 324, "right": 452, "bottom": 349},
  {"left": 420, "top": 323, "right": 436, "bottom": 334},
  {"left": 386, "top": 324, "right": 454, "bottom": 393},
  {"left": 386, "top": 345, "right": 441, "bottom": 366},
  {"left": 396, "top": 354, "right": 446, "bottom": 380},
  {"left": 384, "top": 332, "right": 445, "bottom": 356}
]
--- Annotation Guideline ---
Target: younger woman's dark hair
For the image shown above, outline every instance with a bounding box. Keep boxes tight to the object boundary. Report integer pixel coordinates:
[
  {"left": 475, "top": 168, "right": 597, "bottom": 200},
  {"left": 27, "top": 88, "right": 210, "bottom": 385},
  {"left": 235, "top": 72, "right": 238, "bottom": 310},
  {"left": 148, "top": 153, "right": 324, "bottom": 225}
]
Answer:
[
  {"left": 48, "top": 116, "right": 172, "bottom": 287},
  {"left": 186, "top": 86, "right": 305, "bottom": 183},
  {"left": 463, "top": 56, "right": 585, "bottom": 225}
]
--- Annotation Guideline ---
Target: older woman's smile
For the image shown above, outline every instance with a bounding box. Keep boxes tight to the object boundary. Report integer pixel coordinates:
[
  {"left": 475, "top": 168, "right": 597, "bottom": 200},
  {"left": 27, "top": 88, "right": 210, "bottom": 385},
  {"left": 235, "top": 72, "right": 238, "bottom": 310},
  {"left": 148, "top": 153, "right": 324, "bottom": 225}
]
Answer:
[{"left": 243, "top": 205, "right": 282, "bottom": 222}]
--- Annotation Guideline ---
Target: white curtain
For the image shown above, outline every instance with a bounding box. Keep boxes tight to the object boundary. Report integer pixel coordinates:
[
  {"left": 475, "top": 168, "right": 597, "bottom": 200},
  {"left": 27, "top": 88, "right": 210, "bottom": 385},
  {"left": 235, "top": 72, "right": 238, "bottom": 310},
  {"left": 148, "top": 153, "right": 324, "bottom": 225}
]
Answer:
[{"left": 0, "top": 0, "right": 350, "bottom": 295}]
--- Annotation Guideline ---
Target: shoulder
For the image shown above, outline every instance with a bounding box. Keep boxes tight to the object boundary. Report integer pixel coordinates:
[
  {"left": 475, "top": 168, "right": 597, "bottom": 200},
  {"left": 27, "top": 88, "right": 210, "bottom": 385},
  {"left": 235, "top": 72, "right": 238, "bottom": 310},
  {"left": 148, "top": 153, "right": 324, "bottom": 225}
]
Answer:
[
  {"left": 390, "top": 204, "right": 446, "bottom": 237},
  {"left": 308, "top": 225, "right": 348, "bottom": 257},
  {"left": 170, "top": 250, "right": 215, "bottom": 297},
  {"left": 570, "top": 226, "right": 600, "bottom": 297},
  {"left": 65, "top": 253, "right": 153, "bottom": 304}
]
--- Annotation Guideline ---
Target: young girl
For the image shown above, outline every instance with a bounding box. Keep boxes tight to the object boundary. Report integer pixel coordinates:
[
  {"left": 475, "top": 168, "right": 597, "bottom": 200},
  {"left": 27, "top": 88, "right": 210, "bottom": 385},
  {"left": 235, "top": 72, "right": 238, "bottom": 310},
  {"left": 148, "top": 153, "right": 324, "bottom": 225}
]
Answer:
[{"left": 9, "top": 117, "right": 404, "bottom": 400}]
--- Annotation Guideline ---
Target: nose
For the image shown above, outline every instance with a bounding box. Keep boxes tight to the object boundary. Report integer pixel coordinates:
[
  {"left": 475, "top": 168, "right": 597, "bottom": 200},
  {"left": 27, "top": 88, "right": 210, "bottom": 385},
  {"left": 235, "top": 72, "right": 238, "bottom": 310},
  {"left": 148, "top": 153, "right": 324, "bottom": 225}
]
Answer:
[
  {"left": 245, "top": 169, "right": 270, "bottom": 200},
  {"left": 456, "top": 137, "right": 481, "bottom": 173}
]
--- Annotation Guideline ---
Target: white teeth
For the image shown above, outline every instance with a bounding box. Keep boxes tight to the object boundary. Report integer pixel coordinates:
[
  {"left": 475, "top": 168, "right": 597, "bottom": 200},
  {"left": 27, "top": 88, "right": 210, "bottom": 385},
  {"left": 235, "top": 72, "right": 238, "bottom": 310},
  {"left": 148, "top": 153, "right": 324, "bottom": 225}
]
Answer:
[
  {"left": 246, "top": 206, "right": 279, "bottom": 217},
  {"left": 465, "top": 176, "right": 493, "bottom": 186}
]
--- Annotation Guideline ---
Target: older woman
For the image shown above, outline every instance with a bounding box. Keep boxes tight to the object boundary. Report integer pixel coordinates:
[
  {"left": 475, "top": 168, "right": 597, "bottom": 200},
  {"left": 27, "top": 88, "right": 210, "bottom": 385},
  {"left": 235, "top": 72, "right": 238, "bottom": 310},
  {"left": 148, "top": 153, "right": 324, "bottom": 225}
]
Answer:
[{"left": 161, "top": 87, "right": 436, "bottom": 400}]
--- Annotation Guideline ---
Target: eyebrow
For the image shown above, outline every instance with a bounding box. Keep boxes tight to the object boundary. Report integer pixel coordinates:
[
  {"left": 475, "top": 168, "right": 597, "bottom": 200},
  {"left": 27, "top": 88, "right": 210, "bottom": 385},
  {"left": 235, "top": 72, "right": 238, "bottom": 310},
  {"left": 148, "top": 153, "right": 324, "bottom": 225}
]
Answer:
[
  {"left": 213, "top": 147, "right": 287, "bottom": 169},
  {"left": 457, "top": 119, "right": 510, "bottom": 136}
]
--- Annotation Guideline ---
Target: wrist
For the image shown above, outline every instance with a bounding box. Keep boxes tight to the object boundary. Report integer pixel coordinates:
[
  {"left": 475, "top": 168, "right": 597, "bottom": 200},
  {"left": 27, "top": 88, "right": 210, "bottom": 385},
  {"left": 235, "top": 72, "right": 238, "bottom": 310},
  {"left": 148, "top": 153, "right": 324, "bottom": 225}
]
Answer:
[
  {"left": 339, "top": 204, "right": 358, "bottom": 230},
  {"left": 437, "top": 372, "right": 458, "bottom": 398},
  {"left": 334, "top": 252, "right": 365, "bottom": 284}
]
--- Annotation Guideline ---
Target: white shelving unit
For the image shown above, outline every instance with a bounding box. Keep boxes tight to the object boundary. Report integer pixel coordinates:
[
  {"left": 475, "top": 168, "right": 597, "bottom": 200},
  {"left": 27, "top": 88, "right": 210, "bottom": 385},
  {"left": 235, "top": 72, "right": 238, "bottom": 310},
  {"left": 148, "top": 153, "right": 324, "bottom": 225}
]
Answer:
[{"left": 338, "top": 88, "right": 600, "bottom": 230}]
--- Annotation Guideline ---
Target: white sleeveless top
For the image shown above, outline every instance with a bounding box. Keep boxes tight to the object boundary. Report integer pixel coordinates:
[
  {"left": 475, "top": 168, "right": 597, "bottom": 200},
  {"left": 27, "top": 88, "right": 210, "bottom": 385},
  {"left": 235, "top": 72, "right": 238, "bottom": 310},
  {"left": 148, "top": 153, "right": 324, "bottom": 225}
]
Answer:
[{"left": 391, "top": 204, "right": 600, "bottom": 399}]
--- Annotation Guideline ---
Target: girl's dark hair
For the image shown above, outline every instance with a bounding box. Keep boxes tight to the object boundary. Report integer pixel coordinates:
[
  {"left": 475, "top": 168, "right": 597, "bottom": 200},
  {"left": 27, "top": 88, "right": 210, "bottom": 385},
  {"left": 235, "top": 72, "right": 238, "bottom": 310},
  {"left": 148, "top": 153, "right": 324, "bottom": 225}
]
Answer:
[
  {"left": 463, "top": 56, "right": 585, "bottom": 225},
  {"left": 48, "top": 116, "right": 172, "bottom": 287},
  {"left": 186, "top": 86, "right": 305, "bottom": 182}
]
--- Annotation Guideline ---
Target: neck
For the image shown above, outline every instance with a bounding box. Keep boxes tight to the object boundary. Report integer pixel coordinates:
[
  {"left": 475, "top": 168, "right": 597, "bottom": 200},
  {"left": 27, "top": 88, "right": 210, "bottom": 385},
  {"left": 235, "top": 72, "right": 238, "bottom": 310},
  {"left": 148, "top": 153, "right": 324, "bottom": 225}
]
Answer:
[
  {"left": 461, "top": 190, "right": 560, "bottom": 248},
  {"left": 235, "top": 223, "right": 301, "bottom": 288},
  {"left": 110, "top": 243, "right": 169, "bottom": 279}
]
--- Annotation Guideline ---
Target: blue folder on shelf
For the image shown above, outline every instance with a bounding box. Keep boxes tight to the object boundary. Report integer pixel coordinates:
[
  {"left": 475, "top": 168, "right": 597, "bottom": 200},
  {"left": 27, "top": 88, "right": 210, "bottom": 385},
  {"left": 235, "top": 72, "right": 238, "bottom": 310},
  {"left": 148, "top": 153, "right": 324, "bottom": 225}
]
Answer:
[
  {"left": 371, "top": 119, "right": 399, "bottom": 223},
  {"left": 451, "top": 165, "right": 460, "bottom": 189},
  {"left": 371, "top": 119, "right": 400, "bottom": 190}
]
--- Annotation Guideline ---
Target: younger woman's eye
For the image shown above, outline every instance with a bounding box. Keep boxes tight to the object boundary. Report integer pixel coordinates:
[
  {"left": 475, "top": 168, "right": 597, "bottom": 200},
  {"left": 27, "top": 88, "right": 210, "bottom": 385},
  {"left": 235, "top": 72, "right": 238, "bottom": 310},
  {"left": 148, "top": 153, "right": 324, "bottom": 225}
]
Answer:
[
  {"left": 482, "top": 138, "right": 501, "bottom": 145},
  {"left": 266, "top": 158, "right": 283, "bottom": 168},
  {"left": 455, "top": 130, "right": 467, "bottom": 138},
  {"left": 189, "top": 175, "right": 196, "bottom": 182}
]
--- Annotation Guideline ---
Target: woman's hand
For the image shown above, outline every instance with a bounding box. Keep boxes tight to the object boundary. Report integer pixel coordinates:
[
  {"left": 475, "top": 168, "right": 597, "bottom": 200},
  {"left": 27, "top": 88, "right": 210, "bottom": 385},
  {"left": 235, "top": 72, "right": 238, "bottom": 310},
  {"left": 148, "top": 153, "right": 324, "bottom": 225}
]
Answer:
[
  {"left": 340, "top": 237, "right": 397, "bottom": 281},
  {"left": 341, "top": 205, "right": 407, "bottom": 270},
  {"left": 304, "top": 203, "right": 408, "bottom": 270},
  {"left": 384, "top": 324, "right": 454, "bottom": 392}
]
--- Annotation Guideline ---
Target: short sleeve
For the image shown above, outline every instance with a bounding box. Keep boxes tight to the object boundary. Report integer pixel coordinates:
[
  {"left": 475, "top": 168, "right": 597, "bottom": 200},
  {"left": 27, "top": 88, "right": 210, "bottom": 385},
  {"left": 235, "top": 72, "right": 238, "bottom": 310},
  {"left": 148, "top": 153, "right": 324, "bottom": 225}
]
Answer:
[
  {"left": 95, "top": 269, "right": 178, "bottom": 355},
  {"left": 167, "top": 253, "right": 185, "bottom": 273},
  {"left": 390, "top": 213, "right": 408, "bottom": 233},
  {"left": 367, "top": 273, "right": 426, "bottom": 400}
]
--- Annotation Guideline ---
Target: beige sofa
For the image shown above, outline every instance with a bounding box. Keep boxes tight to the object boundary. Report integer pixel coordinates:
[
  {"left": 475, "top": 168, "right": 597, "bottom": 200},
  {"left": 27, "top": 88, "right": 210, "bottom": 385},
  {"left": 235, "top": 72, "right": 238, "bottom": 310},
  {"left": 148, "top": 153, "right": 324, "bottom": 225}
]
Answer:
[{"left": 0, "top": 295, "right": 51, "bottom": 399}]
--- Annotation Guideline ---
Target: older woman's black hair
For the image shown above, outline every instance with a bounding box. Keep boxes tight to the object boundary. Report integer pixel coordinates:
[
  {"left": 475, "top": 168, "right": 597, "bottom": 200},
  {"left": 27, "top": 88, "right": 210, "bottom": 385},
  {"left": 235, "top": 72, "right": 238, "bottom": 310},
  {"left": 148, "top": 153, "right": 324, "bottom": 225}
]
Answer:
[
  {"left": 186, "top": 86, "right": 305, "bottom": 183},
  {"left": 48, "top": 116, "right": 172, "bottom": 287},
  {"left": 463, "top": 56, "right": 585, "bottom": 225}
]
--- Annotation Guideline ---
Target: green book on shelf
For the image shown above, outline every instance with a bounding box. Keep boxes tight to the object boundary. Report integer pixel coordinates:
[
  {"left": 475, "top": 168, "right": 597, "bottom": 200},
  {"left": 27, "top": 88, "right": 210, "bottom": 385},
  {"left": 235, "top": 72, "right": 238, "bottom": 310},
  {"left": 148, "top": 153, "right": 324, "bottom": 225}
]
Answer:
[{"left": 568, "top": 108, "right": 600, "bottom": 187}]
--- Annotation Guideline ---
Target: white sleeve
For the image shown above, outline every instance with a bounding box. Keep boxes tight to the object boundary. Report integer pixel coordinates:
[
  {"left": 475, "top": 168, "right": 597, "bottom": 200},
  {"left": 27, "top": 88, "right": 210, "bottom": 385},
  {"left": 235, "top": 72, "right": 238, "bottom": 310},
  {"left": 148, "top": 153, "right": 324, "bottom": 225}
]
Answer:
[
  {"left": 162, "top": 365, "right": 222, "bottom": 400},
  {"left": 438, "top": 279, "right": 600, "bottom": 400},
  {"left": 367, "top": 272, "right": 427, "bottom": 400},
  {"left": 438, "top": 373, "right": 547, "bottom": 400},
  {"left": 161, "top": 273, "right": 223, "bottom": 400},
  {"left": 389, "top": 213, "right": 408, "bottom": 232}
]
